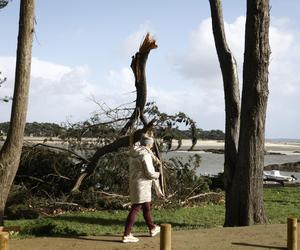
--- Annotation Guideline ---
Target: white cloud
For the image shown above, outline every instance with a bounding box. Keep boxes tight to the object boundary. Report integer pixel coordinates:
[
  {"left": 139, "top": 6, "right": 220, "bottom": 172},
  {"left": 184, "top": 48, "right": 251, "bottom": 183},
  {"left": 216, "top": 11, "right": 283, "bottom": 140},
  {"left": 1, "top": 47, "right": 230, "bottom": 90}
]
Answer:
[
  {"left": 106, "top": 67, "right": 134, "bottom": 94},
  {"left": 1, "top": 17, "right": 299, "bottom": 138},
  {"left": 173, "top": 16, "right": 245, "bottom": 85},
  {"left": 171, "top": 16, "right": 300, "bottom": 138},
  {"left": 0, "top": 57, "right": 137, "bottom": 123},
  {"left": 147, "top": 84, "right": 225, "bottom": 130},
  {"left": 0, "top": 57, "right": 94, "bottom": 122},
  {"left": 270, "top": 26, "right": 293, "bottom": 59},
  {"left": 31, "top": 58, "right": 71, "bottom": 81},
  {"left": 120, "top": 21, "right": 155, "bottom": 57},
  {"left": 172, "top": 19, "right": 218, "bottom": 84}
]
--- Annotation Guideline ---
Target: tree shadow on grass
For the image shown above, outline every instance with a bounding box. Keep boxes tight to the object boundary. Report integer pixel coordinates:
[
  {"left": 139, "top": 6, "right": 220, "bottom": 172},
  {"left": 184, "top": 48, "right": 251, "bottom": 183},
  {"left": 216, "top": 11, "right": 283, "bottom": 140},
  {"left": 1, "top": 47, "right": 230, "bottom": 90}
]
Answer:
[
  {"left": 52, "top": 215, "right": 126, "bottom": 226},
  {"left": 232, "top": 242, "right": 286, "bottom": 249},
  {"left": 264, "top": 198, "right": 300, "bottom": 204},
  {"left": 22, "top": 215, "right": 203, "bottom": 242},
  {"left": 52, "top": 215, "right": 199, "bottom": 229},
  {"left": 69, "top": 235, "right": 123, "bottom": 243},
  {"left": 37, "top": 234, "right": 154, "bottom": 244}
]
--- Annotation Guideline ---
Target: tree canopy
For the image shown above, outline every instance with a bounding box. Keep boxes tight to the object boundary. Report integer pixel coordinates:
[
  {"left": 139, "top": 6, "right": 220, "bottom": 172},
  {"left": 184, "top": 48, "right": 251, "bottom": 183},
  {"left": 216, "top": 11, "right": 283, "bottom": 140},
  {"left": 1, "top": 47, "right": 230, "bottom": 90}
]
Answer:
[{"left": 0, "top": 0, "right": 9, "bottom": 9}]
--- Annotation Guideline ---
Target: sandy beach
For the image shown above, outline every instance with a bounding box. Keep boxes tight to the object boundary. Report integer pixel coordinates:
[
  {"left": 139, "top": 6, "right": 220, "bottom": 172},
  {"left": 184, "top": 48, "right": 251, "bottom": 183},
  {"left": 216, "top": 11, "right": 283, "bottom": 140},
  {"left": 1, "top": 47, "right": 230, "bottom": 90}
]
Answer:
[
  {"left": 18, "top": 137, "right": 300, "bottom": 153},
  {"left": 169, "top": 139, "right": 300, "bottom": 154}
]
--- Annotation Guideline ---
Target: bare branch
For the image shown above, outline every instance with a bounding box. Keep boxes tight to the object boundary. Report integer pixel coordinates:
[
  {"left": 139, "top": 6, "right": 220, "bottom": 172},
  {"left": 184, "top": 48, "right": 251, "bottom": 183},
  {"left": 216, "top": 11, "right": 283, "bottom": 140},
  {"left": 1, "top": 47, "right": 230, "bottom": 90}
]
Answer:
[
  {"left": 71, "top": 120, "right": 156, "bottom": 192},
  {"left": 83, "top": 117, "right": 131, "bottom": 129},
  {"left": 32, "top": 143, "right": 89, "bottom": 163},
  {"left": 16, "top": 175, "right": 46, "bottom": 183},
  {"left": 54, "top": 201, "right": 79, "bottom": 206},
  {"left": 94, "top": 191, "right": 129, "bottom": 198},
  {"left": 0, "top": 0, "right": 9, "bottom": 9},
  {"left": 181, "top": 192, "right": 223, "bottom": 205}
]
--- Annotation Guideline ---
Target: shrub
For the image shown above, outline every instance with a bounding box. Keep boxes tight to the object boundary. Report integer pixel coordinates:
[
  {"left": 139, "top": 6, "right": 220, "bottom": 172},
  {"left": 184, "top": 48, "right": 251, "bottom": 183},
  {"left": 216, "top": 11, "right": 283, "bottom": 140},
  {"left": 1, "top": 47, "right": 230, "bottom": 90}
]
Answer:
[
  {"left": 5, "top": 204, "right": 39, "bottom": 220},
  {"left": 164, "top": 154, "right": 211, "bottom": 201},
  {"left": 15, "top": 146, "right": 81, "bottom": 197},
  {"left": 10, "top": 146, "right": 216, "bottom": 212}
]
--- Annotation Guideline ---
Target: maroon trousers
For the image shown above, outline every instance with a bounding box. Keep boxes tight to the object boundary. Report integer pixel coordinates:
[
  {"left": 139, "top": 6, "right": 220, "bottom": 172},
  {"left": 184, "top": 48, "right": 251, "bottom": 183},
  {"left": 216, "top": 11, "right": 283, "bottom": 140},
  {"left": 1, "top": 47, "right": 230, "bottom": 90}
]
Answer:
[{"left": 124, "top": 202, "right": 155, "bottom": 236}]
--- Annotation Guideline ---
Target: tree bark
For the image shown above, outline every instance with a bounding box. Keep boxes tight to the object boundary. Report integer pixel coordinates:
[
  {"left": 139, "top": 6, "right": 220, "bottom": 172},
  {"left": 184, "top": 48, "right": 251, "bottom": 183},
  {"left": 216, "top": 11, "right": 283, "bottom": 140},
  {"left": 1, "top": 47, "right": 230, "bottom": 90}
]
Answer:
[
  {"left": 208, "top": 0, "right": 241, "bottom": 227},
  {"left": 234, "top": 0, "right": 270, "bottom": 225},
  {"left": 209, "top": 0, "right": 270, "bottom": 226},
  {"left": 0, "top": 0, "right": 34, "bottom": 225},
  {"left": 120, "top": 33, "right": 157, "bottom": 134}
]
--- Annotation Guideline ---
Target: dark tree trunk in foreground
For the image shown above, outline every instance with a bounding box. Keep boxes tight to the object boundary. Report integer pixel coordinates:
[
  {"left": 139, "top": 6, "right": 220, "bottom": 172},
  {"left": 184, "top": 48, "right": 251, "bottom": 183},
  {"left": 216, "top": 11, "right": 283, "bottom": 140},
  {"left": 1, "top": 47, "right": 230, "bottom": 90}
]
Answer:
[
  {"left": 234, "top": 0, "right": 270, "bottom": 226},
  {"left": 209, "top": 0, "right": 270, "bottom": 226},
  {"left": 0, "top": 0, "right": 34, "bottom": 225},
  {"left": 209, "top": 0, "right": 241, "bottom": 227}
]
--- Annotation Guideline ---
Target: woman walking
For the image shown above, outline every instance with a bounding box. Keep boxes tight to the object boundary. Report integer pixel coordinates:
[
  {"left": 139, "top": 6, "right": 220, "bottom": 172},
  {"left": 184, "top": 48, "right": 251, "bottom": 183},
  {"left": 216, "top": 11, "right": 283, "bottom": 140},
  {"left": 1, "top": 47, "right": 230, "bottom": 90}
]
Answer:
[{"left": 122, "top": 134, "right": 163, "bottom": 243}]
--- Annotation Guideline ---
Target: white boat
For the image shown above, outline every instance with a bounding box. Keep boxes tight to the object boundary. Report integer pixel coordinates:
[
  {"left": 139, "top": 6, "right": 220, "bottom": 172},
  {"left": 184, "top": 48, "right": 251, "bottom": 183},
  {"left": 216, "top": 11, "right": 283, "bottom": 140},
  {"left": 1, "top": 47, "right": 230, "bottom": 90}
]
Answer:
[{"left": 263, "top": 170, "right": 296, "bottom": 183}]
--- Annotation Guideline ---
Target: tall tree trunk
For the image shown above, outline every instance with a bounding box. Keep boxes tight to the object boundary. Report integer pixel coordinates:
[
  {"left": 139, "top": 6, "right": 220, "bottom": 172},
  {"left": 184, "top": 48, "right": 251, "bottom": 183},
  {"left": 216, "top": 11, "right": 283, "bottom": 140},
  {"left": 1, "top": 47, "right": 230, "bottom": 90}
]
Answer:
[
  {"left": 234, "top": 0, "right": 270, "bottom": 225},
  {"left": 208, "top": 0, "right": 241, "bottom": 227},
  {"left": 0, "top": 0, "right": 34, "bottom": 226},
  {"left": 209, "top": 0, "right": 270, "bottom": 226}
]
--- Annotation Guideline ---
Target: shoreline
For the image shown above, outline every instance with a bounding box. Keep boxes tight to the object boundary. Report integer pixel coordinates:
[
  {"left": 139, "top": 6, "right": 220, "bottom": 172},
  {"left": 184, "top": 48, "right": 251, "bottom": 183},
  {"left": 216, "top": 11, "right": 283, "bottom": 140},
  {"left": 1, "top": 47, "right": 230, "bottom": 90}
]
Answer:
[
  {"left": 168, "top": 139, "right": 300, "bottom": 154},
  {"left": 1, "top": 137, "right": 300, "bottom": 155}
]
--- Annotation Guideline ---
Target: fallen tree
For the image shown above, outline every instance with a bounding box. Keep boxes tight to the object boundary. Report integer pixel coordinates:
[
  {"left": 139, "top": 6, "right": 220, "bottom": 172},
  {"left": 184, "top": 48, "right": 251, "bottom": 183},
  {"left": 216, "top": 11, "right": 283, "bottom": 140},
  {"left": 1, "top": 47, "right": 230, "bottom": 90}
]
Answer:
[
  {"left": 67, "top": 33, "right": 198, "bottom": 192},
  {"left": 70, "top": 33, "right": 158, "bottom": 191},
  {"left": 5, "top": 34, "right": 201, "bottom": 218}
]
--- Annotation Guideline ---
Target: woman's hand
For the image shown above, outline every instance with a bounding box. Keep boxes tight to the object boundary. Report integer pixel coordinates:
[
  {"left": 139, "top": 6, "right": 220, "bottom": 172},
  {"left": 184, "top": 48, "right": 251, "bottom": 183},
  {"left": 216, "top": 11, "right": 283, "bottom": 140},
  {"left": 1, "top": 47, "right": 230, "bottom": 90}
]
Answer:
[{"left": 156, "top": 187, "right": 165, "bottom": 199}]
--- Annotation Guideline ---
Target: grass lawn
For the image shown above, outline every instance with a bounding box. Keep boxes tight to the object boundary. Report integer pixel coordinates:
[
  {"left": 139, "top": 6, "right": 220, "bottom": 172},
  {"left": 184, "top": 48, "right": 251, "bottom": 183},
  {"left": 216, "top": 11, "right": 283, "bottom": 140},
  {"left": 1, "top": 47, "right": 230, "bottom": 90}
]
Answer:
[{"left": 5, "top": 187, "right": 300, "bottom": 238}]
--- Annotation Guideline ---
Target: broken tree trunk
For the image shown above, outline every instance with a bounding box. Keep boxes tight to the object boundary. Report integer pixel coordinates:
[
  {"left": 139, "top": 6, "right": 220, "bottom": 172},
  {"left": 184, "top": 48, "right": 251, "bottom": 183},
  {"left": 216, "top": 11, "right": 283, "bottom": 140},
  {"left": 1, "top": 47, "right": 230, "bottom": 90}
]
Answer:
[
  {"left": 71, "top": 33, "right": 158, "bottom": 191},
  {"left": 121, "top": 33, "right": 157, "bottom": 134}
]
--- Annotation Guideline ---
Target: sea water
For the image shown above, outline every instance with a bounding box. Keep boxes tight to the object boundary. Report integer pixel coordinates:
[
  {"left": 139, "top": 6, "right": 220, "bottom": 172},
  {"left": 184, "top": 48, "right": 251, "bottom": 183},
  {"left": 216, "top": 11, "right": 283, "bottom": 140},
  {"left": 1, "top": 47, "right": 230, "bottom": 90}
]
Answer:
[{"left": 161, "top": 151, "right": 300, "bottom": 181}]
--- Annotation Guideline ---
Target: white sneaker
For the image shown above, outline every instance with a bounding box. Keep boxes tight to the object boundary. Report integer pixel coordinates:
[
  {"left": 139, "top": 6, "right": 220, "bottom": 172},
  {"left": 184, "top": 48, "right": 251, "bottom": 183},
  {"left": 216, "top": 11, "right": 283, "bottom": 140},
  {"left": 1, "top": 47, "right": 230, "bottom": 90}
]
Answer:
[
  {"left": 150, "top": 225, "right": 160, "bottom": 237},
  {"left": 122, "top": 234, "right": 139, "bottom": 243}
]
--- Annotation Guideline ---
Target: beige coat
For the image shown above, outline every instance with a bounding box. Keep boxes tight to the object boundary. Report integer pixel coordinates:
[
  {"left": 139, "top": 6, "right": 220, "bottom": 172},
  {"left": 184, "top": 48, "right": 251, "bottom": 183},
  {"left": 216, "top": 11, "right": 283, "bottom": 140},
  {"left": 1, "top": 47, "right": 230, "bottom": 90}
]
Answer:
[{"left": 129, "top": 146, "right": 160, "bottom": 204}]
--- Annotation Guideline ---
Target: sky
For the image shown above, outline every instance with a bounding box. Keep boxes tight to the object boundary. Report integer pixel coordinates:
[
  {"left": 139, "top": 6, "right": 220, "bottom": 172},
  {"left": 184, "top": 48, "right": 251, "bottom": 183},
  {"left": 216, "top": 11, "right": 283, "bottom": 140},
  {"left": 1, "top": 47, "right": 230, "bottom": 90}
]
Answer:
[{"left": 0, "top": 0, "right": 299, "bottom": 139}]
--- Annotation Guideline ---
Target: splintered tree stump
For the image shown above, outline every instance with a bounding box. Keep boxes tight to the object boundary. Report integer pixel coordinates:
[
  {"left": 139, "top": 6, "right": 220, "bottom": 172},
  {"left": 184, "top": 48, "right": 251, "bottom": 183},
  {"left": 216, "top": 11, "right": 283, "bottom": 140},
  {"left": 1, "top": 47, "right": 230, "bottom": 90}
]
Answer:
[{"left": 121, "top": 32, "right": 157, "bottom": 134}]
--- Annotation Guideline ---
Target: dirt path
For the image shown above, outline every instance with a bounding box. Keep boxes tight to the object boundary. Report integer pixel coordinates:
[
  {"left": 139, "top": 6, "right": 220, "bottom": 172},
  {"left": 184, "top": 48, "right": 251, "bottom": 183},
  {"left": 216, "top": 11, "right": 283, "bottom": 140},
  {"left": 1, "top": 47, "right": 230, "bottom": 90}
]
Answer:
[{"left": 11, "top": 223, "right": 299, "bottom": 250}]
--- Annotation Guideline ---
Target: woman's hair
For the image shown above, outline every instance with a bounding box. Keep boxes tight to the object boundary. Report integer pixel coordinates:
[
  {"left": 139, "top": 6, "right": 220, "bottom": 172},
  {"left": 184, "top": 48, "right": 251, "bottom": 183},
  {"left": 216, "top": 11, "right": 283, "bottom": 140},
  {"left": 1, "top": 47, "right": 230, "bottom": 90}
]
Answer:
[{"left": 140, "top": 134, "right": 154, "bottom": 146}]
